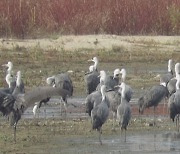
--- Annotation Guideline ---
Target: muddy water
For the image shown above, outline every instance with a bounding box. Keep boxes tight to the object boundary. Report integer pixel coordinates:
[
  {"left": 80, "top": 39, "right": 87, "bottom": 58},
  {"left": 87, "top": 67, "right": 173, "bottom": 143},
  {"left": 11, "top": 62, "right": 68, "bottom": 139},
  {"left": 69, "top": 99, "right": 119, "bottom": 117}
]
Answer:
[
  {"left": 21, "top": 62, "right": 180, "bottom": 154},
  {"left": 48, "top": 131, "right": 180, "bottom": 154}
]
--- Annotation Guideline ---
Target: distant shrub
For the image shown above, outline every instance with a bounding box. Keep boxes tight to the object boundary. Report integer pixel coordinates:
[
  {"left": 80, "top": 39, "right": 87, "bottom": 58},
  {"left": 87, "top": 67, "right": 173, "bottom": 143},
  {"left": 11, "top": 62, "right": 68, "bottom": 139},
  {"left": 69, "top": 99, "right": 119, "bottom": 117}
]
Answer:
[{"left": 0, "top": 0, "right": 179, "bottom": 38}]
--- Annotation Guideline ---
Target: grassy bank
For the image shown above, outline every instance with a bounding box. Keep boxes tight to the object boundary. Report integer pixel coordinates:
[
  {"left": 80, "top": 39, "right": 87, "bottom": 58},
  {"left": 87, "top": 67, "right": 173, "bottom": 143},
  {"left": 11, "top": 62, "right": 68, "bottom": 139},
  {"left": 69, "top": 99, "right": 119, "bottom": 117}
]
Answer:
[{"left": 0, "top": 35, "right": 180, "bottom": 95}]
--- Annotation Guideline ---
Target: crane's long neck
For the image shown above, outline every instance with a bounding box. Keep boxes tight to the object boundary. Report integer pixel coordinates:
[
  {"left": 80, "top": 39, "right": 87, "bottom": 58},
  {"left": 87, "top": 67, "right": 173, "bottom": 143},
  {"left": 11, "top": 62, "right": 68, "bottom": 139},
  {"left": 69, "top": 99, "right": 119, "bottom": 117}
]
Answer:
[
  {"left": 168, "top": 59, "right": 173, "bottom": 73},
  {"left": 176, "top": 77, "right": 180, "bottom": 90},
  {"left": 121, "top": 71, "right": 126, "bottom": 82},
  {"left": 175, "top": 72, "right": 180, "bottom": 80},
  {"left": 175, "top": 63, "right": 180, "bottom": 79},
  {"left": 100, "top": 85, "right": 106, "bottom": 102},
  {"left": 121, "top": 83, "right": 126, "bottom": 101},
  {"left": 93, "top": 60, "right": 98, "bottom": 70},
  {"left": 7, "top": 65, "right": 13, "bottom": 75},
  {"left": 6, "top": 73, "right": 15, "bottom": 88},
  {"left": 100, "top": 71, "right": 107, "bottom": 85},
  {"left": 16, "top": 72, "right": 21, "bottom": 87}
]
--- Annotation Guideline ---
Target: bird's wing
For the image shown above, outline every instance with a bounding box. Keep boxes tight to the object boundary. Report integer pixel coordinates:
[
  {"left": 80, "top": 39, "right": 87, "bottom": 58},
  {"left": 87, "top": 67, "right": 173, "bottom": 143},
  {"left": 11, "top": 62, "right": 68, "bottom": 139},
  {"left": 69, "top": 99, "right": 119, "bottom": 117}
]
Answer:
[{"left": 22, "top": 86, "right": 70, "bottom": 110}]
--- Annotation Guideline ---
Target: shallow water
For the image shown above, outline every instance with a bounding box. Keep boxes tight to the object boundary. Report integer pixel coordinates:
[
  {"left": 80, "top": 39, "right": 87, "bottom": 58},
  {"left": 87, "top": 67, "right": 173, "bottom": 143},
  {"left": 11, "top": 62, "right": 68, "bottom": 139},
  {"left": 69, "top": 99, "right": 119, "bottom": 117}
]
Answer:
[
  {"left": 23, "top": 62, "right": 169, "bottom": 119},
  {"left": 21, "top": 62, "right": 180, "bottom": 154},
  {"left": 48, "top": 131, "right": 180, "bottom": 154}
]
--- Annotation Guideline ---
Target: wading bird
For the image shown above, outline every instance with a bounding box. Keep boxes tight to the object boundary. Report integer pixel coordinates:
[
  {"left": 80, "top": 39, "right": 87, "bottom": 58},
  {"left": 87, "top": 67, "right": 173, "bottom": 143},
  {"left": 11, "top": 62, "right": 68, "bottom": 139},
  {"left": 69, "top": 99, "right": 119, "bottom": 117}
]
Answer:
[
  {"left": 167, "top": 63, "right": 180, "bottom": 96},
  {"left": 160, "top": 59, "right": 173, "bottom": 86},
  {"left": 84, "top": 57, "right": 100, "bottom": 94},
  {"left": 168, "top": 75, "right": 180, "bottom": 131},
  {"left": 138, "top": 82, "right": 169, "bottom": 125},
  {"left": 97, "top": 69, "right": 120, "bottom": 91},
  {"left": 91, "top": 85, "right": 110, "bottom": 145},
  {"left": 2, "top": 86, "right": 70, "bottom": 142},
  {"left": 117, "top": 82, "right": 131, "bottom": 142},
  {"left": 84, "top": 90, "right": 102, "bottom": 117},
  {"left": 34, "top": 72, "right": 73, "bottom": 116}
]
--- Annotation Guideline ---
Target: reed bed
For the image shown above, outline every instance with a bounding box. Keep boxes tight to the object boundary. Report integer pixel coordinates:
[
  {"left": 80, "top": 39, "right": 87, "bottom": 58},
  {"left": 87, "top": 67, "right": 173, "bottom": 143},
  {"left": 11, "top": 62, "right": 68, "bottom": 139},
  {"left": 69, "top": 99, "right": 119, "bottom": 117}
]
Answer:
[{"left": 0, "top": 0, "right": 179, "bottom": 38}]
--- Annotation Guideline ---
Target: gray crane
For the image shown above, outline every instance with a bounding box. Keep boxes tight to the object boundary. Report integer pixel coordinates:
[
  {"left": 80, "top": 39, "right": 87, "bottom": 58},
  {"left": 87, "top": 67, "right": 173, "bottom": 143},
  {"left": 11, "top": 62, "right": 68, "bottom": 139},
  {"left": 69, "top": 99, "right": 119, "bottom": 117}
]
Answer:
[
  {"left": 168, "top": 76, "right": 180, "bottom": 131},
  {"left": 0, "top": 71, "right": 25, "bottom": 115},
  {"left": 167, "top": 63, "right": 180, "bottom": 96},
  {"left": 34, "top": 72, "right": 73, "bottom": 116},
  {"left": 97, "top": 69, "right": 120, "bottom": 91},
  {"left": 84, "top": 90, "right": 102, "bottom": 117},
  {"left": 12, "top": 71, "right": 25, "bottom": 96},
  {"left": 160, "top": 59, "right": 173, "bottom": 86},
  {"left": 138, "top": 82, "right": 169, "bottom": 125},
  {"left": 91, "top": 85, "right": 110, "bottom": 145},
  {"left": 0, "top": 73, "right": 16, "bottom": 94},
  {"left": 2, "top": 62, "right": 25, "bottom": 95},
  {"left": 2, "top": 61, "right": 15, "bottom": 87},
  {"left": 2, "top": 86, "right": 70, "bottom": 142},
  {"left": 105, "top": 68, "right": 132, "bottom": 129},
  {"left": 117, "top": 82, "right": 131, "bottom": 142},
  {"left": 84, "top": 57, "right": 100, "bottom": 94},
  {"left": 105, "top": 90, "right": 121, "bottom": 129}
]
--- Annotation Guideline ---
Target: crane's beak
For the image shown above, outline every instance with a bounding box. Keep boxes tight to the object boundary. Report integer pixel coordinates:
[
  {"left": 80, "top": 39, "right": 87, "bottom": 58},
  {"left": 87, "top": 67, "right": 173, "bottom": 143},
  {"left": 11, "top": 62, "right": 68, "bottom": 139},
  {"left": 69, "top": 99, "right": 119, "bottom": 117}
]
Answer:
[{"left": 88, "top": 59, "right": 93, "bottom": 62}]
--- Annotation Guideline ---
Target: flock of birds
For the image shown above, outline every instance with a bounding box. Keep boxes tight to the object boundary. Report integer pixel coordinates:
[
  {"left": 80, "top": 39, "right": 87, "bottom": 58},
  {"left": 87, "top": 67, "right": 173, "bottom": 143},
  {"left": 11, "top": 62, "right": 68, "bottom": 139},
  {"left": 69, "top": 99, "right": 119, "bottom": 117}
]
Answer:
[{"left": 0, "top": 57, "right": 180, "bottom": 144}]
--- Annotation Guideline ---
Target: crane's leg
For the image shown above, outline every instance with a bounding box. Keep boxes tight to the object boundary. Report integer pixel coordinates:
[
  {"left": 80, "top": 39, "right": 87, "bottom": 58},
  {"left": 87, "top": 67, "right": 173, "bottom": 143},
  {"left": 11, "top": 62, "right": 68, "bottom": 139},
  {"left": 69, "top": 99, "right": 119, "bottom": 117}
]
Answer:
[
  {"left": 153, "top": 106, "right": 156, "bottom": 126},
  {"left": 124, "top": 129, "right": 126, "bottom": 142},
  {"left": 178, "top": 115, "right": 180, "bottom": 132},
  {"left": 112, "top": 112, "right": 116, "bottom": 131},
  {"left": 60, "top": 97, "right": 63, "bottom": 116},
  {"left": 64, "top": 101, "right": 67, "bottom": 117},
  {"left": 98, "top": 128, "right": 102, "bottom": 145},
  {"left": 176, "top": 114, "right": 179, "bottom": 132},
  {"left": 13, "top": 123, "right": 17, "bottom": 143},
  {"left": 44, "top": 104, "right": 47, "bottom": 119}
]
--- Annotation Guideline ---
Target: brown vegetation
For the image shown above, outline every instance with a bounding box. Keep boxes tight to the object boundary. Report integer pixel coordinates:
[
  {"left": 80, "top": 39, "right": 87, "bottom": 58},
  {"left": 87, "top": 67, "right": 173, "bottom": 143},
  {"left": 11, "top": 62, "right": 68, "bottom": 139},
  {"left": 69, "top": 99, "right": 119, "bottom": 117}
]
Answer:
[{"left": 0, "top": 0, "right": 179, "bottom": 38}]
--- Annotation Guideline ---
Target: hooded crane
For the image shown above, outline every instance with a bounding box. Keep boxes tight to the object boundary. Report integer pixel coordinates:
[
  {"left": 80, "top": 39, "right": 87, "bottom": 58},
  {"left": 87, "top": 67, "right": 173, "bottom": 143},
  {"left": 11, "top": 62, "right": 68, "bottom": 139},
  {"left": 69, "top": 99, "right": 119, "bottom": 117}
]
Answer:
[
  {"left": 97, "top": 69, "right": 120, "bottom": 91},
  {"left": 168, "top": 75, "right": 180, "bottom": 131},
  {"left": 138, "top": 82, "right": 169, "bottom": 125},
  {"left": 0, "top": 73, "right": 16, "bottom": 94},
  {"left": 2, "top": 61, "right": 16, "bottom": 88},
  {"left": 84, "top": 90, "right": 102, "bottom": 117},
  {"left": 167, "top": 63, "right": 180, "bottom": 96},
  {"left": 120, "top": 68, "right": 127, "bottom": 82},
  {"left": 84, "top": 57, "right": 100, "bottom": 94},
  {"left": 118, "top": 68, "right": 133, "bottom": 102},
  {"left": 0, "top": 70, "right": 25, "bottom": 116},
  {"left": 33, "top": 72, "right": 73, "bottom": 117},
  {"left": 2, "top": 61, "right": 14, "bottom": 75},
  {"left": 160, "top": 59, "right": 173, "bottom": 86},
  {"left": 12, "top": 71, "right": 25, "bottom": 96},
  {"left": 117, "top": 82, "right": 131, "bottom": 142},
  {"left": 105, "top": 68, "right": 131, "bottom": 129},
  {"left": 2, "top": 86, "right": 70, "bottom": 142},
  {"left": 91, "top": 85, "right": 110, "bottom": 145}
]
